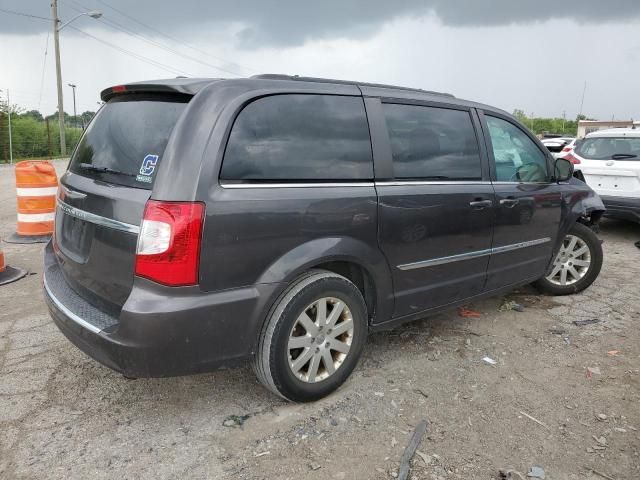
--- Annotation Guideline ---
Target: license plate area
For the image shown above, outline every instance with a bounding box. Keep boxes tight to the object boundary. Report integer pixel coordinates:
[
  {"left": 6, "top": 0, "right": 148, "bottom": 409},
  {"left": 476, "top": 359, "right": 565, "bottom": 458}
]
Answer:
[
  {"left": 585, "top": 174, "right": 638, "bottom": 192},
  {"left": 55, "top": 208, "right": 94, "bottom": 264}
]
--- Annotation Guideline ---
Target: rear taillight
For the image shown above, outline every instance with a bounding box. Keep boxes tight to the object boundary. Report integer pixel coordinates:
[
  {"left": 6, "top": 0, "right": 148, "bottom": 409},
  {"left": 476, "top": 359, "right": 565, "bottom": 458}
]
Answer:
[
  {"left": 135, "top": 201, "right": 205, "bottom": 286},
  {"left": 563, "top": 153, "right": 581, "bottom": 164},
  {"left": 562, "top": 146, "right": 572, "bottom": 152}
]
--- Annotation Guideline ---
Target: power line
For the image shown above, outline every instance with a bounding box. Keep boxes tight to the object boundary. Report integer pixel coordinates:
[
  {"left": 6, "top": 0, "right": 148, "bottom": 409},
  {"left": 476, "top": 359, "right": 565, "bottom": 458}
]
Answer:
[
  {"left": 37, "top": 31, "right": 51, "bottom": 112},
  {"left": 61, "top": 0, "right": 250, "bottom": 77},
  {"left": 92, "top": 0, "right": 258, "bottom": 74},
  {"left": 0, "top": 7, "right": 50, "bottom": 22},
  {"left": 67, "top": 25, "right": 191, "bottom": 77}
]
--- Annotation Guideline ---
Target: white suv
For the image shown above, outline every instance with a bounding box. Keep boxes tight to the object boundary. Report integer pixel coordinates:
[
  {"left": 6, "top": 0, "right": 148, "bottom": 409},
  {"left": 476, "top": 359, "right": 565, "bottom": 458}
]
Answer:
[{"left": 568, "top": 128, "right": 640, "bottom": 222}]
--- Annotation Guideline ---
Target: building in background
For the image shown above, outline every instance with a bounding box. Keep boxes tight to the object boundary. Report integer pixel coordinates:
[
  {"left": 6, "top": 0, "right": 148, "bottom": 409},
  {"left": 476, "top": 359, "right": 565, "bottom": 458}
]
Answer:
[{"left": 578, "top": 119, "right": 639, "bottom": 137}]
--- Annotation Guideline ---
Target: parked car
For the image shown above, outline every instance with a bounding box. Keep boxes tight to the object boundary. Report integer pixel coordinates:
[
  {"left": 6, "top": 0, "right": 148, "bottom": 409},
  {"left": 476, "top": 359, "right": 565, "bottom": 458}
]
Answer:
[
  {"left": 542, "top": 137, "right": 575, "bottom": 158},
  {"left": 566, "top": 128, "right": 640, "bottom": 222},
  {"left": 44, "top": 75, "right": 605, "bottom": 402}
]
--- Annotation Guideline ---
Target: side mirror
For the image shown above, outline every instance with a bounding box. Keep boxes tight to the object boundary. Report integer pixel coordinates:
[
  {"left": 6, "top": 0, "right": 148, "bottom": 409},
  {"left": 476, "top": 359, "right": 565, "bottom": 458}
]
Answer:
[{"left": 554, "top": 158, "right": 574, "bottom": 182}]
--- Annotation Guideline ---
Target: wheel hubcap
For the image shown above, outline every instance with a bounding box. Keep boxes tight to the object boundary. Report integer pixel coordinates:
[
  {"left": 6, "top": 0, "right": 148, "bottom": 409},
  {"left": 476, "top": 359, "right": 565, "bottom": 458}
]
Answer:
[
  {"left": 546, "top": 234, "right": 591, "bottom": 286},
  {"left": 287, "top": 297, "right": 354, "bottom": 383}
]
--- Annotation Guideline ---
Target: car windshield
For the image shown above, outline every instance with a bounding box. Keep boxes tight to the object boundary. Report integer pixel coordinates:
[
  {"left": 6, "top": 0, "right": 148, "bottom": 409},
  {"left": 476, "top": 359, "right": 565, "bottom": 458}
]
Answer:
[
  {"left": 575, "top": 136, "right": 640, "bottom": 160},
  {"left": 68, "top": 94, "right": 189, "bottom": 189}
]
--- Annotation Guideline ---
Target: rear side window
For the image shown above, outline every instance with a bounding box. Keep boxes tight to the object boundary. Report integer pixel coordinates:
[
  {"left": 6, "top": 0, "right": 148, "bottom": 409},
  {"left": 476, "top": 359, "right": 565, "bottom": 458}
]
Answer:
[
  {"left": 575, "top": 137, "right": 640, "bottom": 160},
  {"left": 69, "top": 95, "right": 188, "bottom": 189},
  {"left": 382, "top": 103, "right": 482, "bottom": 180},
  {"left": 221, "top": 94, "right": 373, "bottom": 181}
]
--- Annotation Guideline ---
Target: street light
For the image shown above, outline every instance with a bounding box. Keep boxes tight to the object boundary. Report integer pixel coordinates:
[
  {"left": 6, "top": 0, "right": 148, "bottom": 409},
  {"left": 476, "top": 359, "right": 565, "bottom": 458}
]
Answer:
[
  {"left": 68, "top": 83, "right": 77, "bottom": 128},
  {"left": 51, "top": 1, "right": 102, "bottom": 156}
]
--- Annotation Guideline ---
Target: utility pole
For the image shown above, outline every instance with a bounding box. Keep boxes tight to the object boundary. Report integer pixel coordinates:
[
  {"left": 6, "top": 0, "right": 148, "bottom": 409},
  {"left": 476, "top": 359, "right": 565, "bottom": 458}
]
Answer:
[
  {"left": 68, "top": 83, "right": 77, "bottom": 128},
  {"left": 51, "top": 5, "right": 101, "bottom": 155},
  {"left": 52, "top": 0, "right": 66, "bottom": 157},
  {"left": 578, "top": 81, "right": 587, "bottom": 119},
  {"left": 7, "top": 89, "right": 13, "bottom": 164},
  {"left": 46, "top": 119, "right": 52, "bottom": 159},
  {"left": 530, "top": 112, "right": 534, "bottom": 132},
  {"left": 562, "top": 110, "right": 566, "bottom": 133}
]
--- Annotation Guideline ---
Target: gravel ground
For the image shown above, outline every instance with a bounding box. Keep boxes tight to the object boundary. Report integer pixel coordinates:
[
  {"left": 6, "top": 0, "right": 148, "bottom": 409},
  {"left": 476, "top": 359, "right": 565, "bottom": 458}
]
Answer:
[{"left": 1, "top": 160, "right": 639, "bottom": 479}]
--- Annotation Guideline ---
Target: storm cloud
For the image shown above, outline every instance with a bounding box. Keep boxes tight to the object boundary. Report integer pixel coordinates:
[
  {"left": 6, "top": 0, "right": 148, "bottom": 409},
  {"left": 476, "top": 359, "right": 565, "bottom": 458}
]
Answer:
[{"left": 3, "top": 0, "right": 640, "bottom": 47}]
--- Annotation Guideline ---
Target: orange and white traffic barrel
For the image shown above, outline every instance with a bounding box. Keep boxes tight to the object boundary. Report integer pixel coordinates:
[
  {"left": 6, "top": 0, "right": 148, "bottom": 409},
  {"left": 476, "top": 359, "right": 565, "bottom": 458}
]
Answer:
[
  {"left": 0, "top": 239, "right": 27, "bottom": 286},
  {"left": 5, "top": 160, "right": 58, "bottom": 244}
]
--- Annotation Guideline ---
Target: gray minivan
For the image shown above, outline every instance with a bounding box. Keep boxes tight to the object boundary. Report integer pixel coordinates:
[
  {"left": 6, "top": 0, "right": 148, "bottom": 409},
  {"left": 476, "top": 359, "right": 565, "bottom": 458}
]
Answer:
[{"left": 44, "top": 75, "right": 604, "bottom": 401}]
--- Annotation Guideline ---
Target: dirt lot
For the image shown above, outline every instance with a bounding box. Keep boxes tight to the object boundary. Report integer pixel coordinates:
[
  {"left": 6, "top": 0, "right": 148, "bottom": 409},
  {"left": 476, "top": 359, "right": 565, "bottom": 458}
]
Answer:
[{"left": 1, "top": 160, "right": 639, "bottom": 480}]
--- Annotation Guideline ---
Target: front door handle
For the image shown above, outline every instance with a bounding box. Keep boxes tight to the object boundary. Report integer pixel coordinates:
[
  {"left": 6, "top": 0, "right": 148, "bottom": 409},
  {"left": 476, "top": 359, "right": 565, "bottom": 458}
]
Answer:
[
  {"left": 500, "top": 198, "right": 520, "bottom": 208},
  {"left": 469, "top": 199, "right": 493, "bottom": 209}
]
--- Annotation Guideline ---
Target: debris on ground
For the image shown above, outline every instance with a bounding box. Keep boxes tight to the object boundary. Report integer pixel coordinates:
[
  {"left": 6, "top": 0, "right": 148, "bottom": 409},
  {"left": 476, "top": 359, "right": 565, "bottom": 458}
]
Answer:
[
  {"left": 586, "top": 366, "right": 601, "bottom": 378},
  {"left": 458, "top": 306, "right": 481, "bottom": 317},
  {"left": 527, "top": 465, "right": 545, "bottom": 478},
  {"left": 519, "top": 411, "right": 550, "bottom": 430},
  {"left": 415, "top": 451, "right": 432, "bottom": 465},
  {"left": 499, "top": 300, "right": 525, "bottom": 312},
  {"left": 482, "top": 356, "right": 497, "bottom": 365},
  {"left": 548, "top": 327, "right": 566, "bottom": 335},
  {"left": 573, "top": 318, "right": 600, "bottom": 326},
  {"left": 583, "top": 466, "right": 617, "bottom": 480},
  {"left": 499, "top": 468, "right": 526, "bottom": 480},
  {"left": 607, "top": 350, "right": 620, "bottom": 356},
  {"left": 597, "top": 413, "right": 608, "bottom": 421},
  {"left": 397, "top": 419, "right": 428, "bottom": 480},
  {"left": 222, "top": 414, "right": 252, "bottom": 427}
]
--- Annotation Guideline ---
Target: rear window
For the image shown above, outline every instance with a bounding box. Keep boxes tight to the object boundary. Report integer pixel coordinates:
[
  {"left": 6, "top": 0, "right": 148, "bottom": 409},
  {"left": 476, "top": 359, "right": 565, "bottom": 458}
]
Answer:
[
  {"left": 68, "top": 95, "right": 188, "bottom": 189},
  {"left": 576, "top": 137, "right": 640, "bottom": 160},
  {"left": 220, "top": 94, "right": 373, "bottom": 181}
]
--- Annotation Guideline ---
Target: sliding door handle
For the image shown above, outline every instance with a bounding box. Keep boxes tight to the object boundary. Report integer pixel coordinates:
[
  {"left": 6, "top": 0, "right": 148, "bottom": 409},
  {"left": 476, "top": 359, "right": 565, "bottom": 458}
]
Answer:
[
  {"left": 469, "top": 200, "right": 493, "bottom": 209},
  {"left": 500, "top": 198, "right": 520, "bottom": 208}
]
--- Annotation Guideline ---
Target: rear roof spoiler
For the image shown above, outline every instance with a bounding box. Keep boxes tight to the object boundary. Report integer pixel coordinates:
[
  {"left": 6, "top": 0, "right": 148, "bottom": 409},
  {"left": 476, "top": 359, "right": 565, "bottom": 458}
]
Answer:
[{"left": 100, "top": 78, "right": 221, "bottom": 101}]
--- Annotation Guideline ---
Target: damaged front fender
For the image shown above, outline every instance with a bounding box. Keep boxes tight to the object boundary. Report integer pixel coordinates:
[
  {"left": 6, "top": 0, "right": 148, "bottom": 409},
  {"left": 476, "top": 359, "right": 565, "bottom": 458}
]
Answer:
[{"left": 555, "top": 177, "right": 605, "bottom": 253}]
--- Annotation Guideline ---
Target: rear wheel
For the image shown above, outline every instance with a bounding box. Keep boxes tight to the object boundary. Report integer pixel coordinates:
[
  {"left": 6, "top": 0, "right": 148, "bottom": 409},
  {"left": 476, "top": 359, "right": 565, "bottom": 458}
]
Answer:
[
  {"left": 253, "top": 270, "right": 367, "bottom": 402},
  {"left": 533, "top": 222, "right": 603, "bottom": 295}
]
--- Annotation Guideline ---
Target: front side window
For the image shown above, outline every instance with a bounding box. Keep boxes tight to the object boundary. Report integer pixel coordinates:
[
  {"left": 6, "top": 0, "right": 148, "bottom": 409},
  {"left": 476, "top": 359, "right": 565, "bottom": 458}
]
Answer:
[
  {"left": 382, "top": 103, "right": 482, "bottom": 180},
  {"left": 220, "top": 94, "right": 373, "bottom": 181},
  {"left": 486, "top": 116, "right": 549, "bottom": 182}
]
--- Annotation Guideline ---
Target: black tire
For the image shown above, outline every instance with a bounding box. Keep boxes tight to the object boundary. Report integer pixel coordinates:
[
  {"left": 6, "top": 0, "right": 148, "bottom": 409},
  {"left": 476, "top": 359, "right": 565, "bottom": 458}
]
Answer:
[
  {"left": 253, "top": 269, "right": 367, "bottom": 402},
  {"left": 533, "top": 222, "right": 603, "bottom": 295}
]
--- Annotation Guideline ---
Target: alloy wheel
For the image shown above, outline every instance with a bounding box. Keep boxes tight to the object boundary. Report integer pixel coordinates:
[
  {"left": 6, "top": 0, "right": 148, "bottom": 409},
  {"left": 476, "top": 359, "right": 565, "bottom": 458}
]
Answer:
[
  {"left": 287, "top": 297, "right": 354, "bottom": 383},
  {"left": 546, "top": 234, "right": 592, "bottom": 286}
]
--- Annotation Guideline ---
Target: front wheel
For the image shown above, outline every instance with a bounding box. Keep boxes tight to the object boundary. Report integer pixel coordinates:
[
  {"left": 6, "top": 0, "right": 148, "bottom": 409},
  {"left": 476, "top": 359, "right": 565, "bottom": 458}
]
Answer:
[
  {"left": 253, "top": 270, "right": 367, "bottom": 402},
  {"left": 533, "top": 222, "right": 603, "bottom": 295}
]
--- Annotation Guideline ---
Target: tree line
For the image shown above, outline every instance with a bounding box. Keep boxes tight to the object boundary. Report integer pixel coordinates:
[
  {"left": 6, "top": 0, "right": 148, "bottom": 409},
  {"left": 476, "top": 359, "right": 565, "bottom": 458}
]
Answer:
[
  {"left": 0, "top": 91, "right": 96, "bottom": 163},
  {"left": 512, "top": 109, "right": 591, "bottom": 137}
]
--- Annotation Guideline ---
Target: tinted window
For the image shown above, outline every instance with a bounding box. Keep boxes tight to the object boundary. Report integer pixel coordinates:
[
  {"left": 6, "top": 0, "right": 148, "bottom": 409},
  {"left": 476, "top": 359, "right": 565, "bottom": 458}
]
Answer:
[
  {"left": 486, "top": 116, "right": 549, "bottom": 182},
  {"left": 221, "top": 95, "right": 373, "bottom": 181},
  {"left": 68, "top": 95, "right": 188, "bottom": 189},
  {"left": 382, "top": 103, "right": 481, "bottom": 180},
  {"left": 575, "top": 137, "right": 640, "bottom": 160}
]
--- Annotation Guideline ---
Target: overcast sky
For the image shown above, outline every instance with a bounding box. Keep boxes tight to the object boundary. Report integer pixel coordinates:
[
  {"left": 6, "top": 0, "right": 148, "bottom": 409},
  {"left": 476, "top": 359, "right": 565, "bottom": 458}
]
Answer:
[{"left": 1, "top": 0, "right": 639, "bottom": 120}]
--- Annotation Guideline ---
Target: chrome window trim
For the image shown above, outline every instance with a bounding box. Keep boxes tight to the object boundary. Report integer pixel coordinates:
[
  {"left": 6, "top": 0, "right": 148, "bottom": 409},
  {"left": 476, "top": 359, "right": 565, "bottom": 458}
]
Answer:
[
  {"left": 491, "top": 181, "right": 553, "bottom": 186},
  {"left": 56, "top": 199, "right": 140, "bottom": 235},
  {"left": 219, "top": 182, "right": 375, "bottom": 189},
  {"left": 397, "top": 237, "right": 551, "bottom": 270},
  {"left": 375, "top": 180, "right": 491, "bottom": 186},
  {"left": 43, "top": 274, "right": 103, "bottom": 334}
]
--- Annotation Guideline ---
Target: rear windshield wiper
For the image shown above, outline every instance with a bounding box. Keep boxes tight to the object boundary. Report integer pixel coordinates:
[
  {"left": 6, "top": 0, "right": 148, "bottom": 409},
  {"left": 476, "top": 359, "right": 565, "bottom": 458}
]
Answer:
[
  {"left": 79, "top": 163, "right": 137, "bottom": 177},
  {"left": 611, "top": 153, "right": 638, "bottom": 160}
]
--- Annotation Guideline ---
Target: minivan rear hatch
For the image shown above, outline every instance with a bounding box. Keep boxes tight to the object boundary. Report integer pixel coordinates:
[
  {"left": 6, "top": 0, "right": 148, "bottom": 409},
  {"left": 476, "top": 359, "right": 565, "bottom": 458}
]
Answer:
[{"left": 55, "top": 93, "right": 189, "bottom": 315}]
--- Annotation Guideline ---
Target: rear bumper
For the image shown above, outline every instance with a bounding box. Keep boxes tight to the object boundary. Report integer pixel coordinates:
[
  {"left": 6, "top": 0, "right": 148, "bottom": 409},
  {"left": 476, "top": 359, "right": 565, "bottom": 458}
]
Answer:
[
  {"left": 44, "top": 241, "right": 281, "bottom": 377},
  {"left": 600, "top": 195, "right": 640, "bottom": 222}
]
